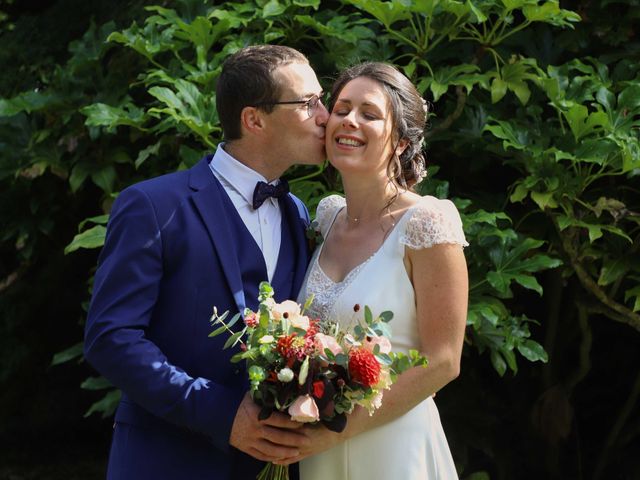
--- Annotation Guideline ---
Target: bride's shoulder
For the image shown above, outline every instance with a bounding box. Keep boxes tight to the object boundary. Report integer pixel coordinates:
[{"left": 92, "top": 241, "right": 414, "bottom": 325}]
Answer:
[
  {"left": 400, "top": 195, "right": 468, "bottom": 249},
  {"left": 314, "top": 194, "right": 345, "bottom": 236},
  {"left": 317, "top": 194, "right": 345, "bottom": 211}
]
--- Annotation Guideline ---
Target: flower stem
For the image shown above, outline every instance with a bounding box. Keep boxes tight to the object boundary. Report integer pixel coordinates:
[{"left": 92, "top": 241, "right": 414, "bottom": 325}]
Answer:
[{"left": 256, "top": 462, "right": 289, "bottom": 480}]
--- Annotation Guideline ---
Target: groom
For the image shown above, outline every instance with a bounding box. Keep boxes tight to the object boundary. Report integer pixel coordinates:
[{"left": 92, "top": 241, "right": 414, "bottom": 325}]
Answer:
[{"left": 84, "top": 45, "right": 329, "bottom": 479}]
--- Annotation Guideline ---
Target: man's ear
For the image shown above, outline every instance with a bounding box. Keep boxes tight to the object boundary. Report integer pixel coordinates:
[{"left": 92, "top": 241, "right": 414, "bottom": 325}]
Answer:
[{"left": 240, "top": 106, "right": 266, "bottom": 135}]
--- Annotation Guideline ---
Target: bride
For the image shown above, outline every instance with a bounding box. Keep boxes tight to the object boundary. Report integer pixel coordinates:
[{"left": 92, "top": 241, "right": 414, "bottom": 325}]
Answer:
[{"left": 290, "top": 62, "right": 469, "bottom": 479}]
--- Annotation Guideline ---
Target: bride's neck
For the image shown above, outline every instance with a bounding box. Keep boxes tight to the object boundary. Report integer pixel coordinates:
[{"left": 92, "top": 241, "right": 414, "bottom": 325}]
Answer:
[{"left": 342, "top": 180, "right": 404, "bottom": 226}]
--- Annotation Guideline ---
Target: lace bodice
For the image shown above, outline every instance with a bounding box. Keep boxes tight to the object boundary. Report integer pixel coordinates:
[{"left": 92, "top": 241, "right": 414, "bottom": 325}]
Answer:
[
  {"left": 304, "top": 252, "right": 373, "bottom": 324},
  {"left": 300, "top": 194, "right": 468, "bottom": 331},
  {"left": 315, "top": 194, "right": 467, "bottom": 250}
]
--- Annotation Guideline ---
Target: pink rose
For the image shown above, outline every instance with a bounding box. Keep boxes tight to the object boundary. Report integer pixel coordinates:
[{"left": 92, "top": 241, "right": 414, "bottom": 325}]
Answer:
[
  {"left": 315, "top": 333, "right": 343, "bottom": 356},
  {"left": 288, "top": 394, "right": 320, "bottom": 423},
  {"left": 363, "top": 335, "right": 392, "bottom": 355}
]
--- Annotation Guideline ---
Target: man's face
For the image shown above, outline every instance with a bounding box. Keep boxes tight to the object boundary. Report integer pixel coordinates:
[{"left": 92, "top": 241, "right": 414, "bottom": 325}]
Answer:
[{"left": 262, "top": 62, "right": 329, "bottom": 168}]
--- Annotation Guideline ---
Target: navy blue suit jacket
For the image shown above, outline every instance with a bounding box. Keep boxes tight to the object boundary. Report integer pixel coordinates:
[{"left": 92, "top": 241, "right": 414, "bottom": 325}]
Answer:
[{"left": 84, "top": 156, "right": 310, "bottom": 479}]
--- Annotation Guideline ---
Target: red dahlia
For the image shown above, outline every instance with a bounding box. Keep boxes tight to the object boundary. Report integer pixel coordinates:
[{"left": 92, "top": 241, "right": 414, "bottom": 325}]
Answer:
[{"left": 348, "top": 347, "right": 381, "bottom": 387}]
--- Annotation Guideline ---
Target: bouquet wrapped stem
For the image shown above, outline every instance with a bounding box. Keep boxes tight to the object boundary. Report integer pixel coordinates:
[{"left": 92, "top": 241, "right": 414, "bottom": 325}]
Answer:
[
  {"left": 210, "top": 282, "right": 427, "bottom": 480},
  {"left": 257, "top": 463, "right": 288, "bottom": 480}
]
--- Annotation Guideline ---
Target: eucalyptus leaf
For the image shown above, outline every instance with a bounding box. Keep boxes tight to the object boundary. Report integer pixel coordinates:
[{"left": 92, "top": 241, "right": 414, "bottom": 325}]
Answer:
[{"left": 223, "top": 331, "right": 244, "bottom": 349}]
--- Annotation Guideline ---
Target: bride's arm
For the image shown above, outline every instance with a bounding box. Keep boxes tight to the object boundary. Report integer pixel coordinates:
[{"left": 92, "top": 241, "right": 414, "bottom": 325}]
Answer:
[{"left": 281, "top": 242, "right": 468, "bottom": 463}]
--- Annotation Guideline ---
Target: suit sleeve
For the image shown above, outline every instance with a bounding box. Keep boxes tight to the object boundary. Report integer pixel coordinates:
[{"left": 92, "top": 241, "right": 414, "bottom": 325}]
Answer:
[{"left": 83, "top": 186, "right": 244, "bottom": 452}]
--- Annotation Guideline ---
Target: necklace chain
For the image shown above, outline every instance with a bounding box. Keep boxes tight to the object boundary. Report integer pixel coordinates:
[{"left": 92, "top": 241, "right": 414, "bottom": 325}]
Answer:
[
  {"left": 345, "top": 191, "right": 405, "bottom": 226},
  {"left": 346, "top": 212, "right": 360, "bottom": 223},
  {"left": 345, "top": 208, "right": 396, "bottom": 229}
]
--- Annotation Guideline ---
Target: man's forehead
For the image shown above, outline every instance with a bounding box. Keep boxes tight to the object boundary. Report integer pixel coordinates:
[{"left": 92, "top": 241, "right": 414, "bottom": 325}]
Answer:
[{"left": 273, "top": 62, "right": 321, "bottom": 96}]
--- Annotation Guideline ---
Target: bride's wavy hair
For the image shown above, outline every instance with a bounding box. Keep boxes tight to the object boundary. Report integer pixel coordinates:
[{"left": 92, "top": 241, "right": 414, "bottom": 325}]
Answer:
[{"left": 328, "top": 62, "right": 428, "bottom": 190}]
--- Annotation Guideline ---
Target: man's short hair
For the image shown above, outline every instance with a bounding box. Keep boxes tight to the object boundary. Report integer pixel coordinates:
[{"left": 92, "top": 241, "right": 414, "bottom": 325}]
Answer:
[{"left": 216, "top": 45, "right": 309, "bottom": 141}]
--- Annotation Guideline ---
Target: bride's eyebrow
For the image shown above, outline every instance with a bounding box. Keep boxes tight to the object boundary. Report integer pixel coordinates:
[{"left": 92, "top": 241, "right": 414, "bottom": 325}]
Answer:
[{"left": 335, "top": 98, "right": 379, "bottom": 108}]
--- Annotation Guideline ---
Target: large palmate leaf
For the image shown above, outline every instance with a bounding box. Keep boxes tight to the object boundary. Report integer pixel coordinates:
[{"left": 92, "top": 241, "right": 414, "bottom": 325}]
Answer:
[
  {"left": 486, "top": 237, "right": 562, "bottom": 297},
  {"left": 346, "top": 0, "right": 411, "bottom": 27},
  {"left": 81, "top": 101, "right": 148, "bottom": 131}
]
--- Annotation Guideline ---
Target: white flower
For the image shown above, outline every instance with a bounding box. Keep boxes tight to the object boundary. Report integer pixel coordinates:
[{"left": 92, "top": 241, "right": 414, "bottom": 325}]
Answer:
[
  {"left": 359, "top": 390, "right": 384, "bottom": 415},
  {"left": 277, "top": 368, "right": 294, "bottom": 383},
  {"left": 290, "top": 314, "right": 310, "bottom": 330},
  {"left": 375, "top": 368, "right": 393, "bottom": 390},
  {"left": 258, "top": 335, "right": 274, "bottom": 344},
  {"left": 271, "top": 300, "right": 301, "bottom": 320}
]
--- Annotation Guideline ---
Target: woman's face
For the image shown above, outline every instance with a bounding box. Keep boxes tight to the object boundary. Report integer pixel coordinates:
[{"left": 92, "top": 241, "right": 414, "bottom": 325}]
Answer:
[{"left": 326, "top": 76, "right": 398, "bottom": 179}]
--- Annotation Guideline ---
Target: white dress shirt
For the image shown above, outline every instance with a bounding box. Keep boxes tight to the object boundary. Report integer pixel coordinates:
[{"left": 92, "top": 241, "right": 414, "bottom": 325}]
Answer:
[{"left": 208, "top": 144, "right": 282, "bottom": 281}]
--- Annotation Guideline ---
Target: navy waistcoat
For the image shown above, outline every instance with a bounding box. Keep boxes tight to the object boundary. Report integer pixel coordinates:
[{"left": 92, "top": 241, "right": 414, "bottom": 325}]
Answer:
[{"left": 221, "top": 194, "right": 299, "bottom": 311}]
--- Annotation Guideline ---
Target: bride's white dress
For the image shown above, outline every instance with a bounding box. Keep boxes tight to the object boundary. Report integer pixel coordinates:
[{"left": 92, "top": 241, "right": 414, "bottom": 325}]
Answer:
[{"left": 298, "top": 194, "right": 468, "bottom": 480}]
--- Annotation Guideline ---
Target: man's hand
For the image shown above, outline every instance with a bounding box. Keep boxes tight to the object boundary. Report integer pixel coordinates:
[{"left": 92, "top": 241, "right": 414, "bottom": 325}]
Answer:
[{"left": 230, "top": 394, "right": 310, "bottom": 462}]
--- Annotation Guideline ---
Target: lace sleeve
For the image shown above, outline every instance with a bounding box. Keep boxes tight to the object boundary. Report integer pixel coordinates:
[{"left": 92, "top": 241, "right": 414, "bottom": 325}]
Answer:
[
  {"left": 314, "top": 195, "right": 346, "bottom": 237},
  {"left": 400, "top": 196, "right": 468, "bottom": 249}
]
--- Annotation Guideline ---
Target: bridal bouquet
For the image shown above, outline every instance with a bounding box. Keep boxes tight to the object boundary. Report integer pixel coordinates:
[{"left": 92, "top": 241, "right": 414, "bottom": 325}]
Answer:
[{"left": 210, "top": 282, "right": 427, "bottom": 480}]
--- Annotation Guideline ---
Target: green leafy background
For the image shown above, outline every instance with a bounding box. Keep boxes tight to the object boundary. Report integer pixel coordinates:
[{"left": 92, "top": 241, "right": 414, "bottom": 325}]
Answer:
[{"left": 1, "top": 0, "right": 638, "bottom": 478}]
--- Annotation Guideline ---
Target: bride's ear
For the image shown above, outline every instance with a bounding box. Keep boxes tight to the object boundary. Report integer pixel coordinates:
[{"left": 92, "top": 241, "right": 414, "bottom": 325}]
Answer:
[{"left": 395, "top": 138, "right": 409, "bottom": 157}]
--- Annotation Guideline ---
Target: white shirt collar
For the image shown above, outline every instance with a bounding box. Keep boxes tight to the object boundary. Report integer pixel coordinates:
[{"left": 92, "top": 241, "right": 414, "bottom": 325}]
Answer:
[{"left": 209, "top": 143, "right": 277, "bottom": 206}]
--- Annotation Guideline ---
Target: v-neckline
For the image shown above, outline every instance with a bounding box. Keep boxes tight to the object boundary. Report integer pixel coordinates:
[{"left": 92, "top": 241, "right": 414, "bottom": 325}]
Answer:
[{"left": 315, "top": 200, "right": 418, "bottom": 285}]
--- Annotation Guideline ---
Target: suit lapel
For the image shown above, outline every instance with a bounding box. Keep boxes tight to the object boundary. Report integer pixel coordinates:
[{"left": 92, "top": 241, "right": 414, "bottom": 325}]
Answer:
[
  {"left": 190, "top": 157, "right": 246, "bottom": 314},
  {"left": 280, "top": 194, "right": 311, "bottom": 297}
]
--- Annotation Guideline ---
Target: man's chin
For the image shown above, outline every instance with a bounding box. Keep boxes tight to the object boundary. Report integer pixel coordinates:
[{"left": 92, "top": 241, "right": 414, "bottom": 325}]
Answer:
[{"left": 299, "top": 155, "right": 326, "bottom": 167}]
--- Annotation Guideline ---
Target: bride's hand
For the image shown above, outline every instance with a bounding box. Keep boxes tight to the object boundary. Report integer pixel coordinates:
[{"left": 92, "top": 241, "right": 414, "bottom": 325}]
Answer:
[{"left": 273, "top": 422, "right": 344, "bottom": 465}]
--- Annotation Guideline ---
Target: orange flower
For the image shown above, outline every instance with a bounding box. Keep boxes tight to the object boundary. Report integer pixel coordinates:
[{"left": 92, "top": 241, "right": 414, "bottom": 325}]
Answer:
[{"left": 348, "top": 347, "right": 381, "bottom": 387}]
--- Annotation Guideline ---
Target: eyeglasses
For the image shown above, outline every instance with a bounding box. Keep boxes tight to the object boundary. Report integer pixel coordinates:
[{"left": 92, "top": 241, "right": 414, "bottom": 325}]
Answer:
[{"left": 256, "top": 93, "right": 324, "bottom": 118}]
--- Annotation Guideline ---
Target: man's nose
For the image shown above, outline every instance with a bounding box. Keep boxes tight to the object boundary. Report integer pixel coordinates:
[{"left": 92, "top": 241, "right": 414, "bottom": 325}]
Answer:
[{"left": 315, "top": 101, "right": 330, "bottom": 127}]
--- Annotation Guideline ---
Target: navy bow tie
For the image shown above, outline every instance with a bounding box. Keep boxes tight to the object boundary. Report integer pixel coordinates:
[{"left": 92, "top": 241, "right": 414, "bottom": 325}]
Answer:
[{"left": 252, "top": 179, "right": 289, "bottom": 209}]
